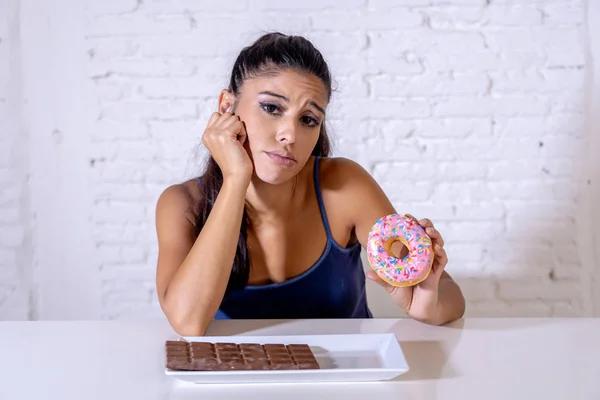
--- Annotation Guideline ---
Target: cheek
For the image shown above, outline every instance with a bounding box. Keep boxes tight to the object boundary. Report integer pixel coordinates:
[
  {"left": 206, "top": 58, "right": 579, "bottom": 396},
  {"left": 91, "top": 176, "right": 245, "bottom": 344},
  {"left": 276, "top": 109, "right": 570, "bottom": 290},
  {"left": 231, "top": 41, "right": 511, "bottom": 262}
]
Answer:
[
  {"left": 302, "top": 128, "right": 321, "bottom": 150},
  {"left": 244, "top": 116, "right": 274, "bottom": 145}
]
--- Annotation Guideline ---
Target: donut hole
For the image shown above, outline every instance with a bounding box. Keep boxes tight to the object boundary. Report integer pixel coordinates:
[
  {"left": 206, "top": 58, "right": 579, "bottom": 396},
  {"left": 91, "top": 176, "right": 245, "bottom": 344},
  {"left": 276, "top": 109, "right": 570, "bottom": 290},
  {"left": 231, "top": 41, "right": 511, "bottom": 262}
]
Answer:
[{"left": 384, "top": 239, "right": 409, "bottom": 259}]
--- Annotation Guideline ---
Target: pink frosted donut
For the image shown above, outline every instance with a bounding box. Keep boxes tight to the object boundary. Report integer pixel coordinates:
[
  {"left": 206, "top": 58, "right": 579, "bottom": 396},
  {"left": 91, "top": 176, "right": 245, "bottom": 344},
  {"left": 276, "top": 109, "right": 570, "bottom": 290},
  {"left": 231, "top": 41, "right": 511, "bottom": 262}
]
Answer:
[{"left": 367, "top": 213, "right": 434, "bottom": 287}]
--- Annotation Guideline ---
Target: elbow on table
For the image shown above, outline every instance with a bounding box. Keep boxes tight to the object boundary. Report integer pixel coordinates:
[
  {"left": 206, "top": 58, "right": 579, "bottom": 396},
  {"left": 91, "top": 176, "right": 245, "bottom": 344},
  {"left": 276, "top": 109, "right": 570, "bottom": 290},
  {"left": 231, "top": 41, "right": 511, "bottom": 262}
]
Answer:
[
  {"left": 439, "top": 289, "right": 467, "bottom": 326},
  {"left": 435, "top": 273, "right": 467, "bottom": 325},
  {"left": 161, "top": 300, "right": 210, "bottom": 337},
  {"left": 168, "top": 315, "right": 209, "bottom": 337},
  {"left": 417, "top": 291, "right": 466, "bottom": 326}
]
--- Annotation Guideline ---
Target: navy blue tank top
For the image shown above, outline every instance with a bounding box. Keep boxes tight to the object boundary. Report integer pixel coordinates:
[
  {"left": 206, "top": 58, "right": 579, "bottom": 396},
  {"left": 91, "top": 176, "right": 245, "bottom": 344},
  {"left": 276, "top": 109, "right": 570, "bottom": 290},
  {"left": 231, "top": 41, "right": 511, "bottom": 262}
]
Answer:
[{"left": 209, "top": 156, "right": 373, "bottom": 319}]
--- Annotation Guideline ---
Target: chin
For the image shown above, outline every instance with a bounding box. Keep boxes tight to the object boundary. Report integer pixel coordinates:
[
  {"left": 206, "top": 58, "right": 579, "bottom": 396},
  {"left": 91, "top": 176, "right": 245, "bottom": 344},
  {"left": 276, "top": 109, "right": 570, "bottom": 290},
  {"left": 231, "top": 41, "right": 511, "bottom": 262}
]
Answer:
[
  {"left": 253, "top": 166, "right": 296, "bottom": 185},
  {"left": 252, "top": 155, "right": 301, "bottom": 185}
]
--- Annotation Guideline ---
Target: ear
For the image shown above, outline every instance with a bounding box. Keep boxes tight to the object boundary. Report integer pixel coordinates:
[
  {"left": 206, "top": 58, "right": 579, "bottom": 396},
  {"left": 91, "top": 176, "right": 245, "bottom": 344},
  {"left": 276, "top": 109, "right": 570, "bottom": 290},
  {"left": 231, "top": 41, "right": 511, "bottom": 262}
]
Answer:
[{"left": 218, "top": 89, "right": 235, "bottom": 114}]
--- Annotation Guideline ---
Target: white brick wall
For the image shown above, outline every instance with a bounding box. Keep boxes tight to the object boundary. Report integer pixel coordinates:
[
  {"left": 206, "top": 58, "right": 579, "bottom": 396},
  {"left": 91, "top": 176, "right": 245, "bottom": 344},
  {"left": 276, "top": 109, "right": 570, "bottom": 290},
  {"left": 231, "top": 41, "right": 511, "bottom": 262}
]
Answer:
[
  {"left": 1, "top": 0, "right": 597, "bottom": 320},
  {"left": 0, "top": 0, "right": 30, "bottom": 320},
  {"left": 582, "top": 0, "right": 600, "bottom": 321}
]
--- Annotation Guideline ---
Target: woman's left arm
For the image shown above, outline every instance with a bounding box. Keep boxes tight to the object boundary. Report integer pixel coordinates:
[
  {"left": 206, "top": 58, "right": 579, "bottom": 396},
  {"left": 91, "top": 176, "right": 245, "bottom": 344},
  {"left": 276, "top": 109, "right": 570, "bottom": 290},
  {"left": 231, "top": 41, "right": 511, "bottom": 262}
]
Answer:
[{"left": 331, "top": 158, "right": 465, "bottom": 325}]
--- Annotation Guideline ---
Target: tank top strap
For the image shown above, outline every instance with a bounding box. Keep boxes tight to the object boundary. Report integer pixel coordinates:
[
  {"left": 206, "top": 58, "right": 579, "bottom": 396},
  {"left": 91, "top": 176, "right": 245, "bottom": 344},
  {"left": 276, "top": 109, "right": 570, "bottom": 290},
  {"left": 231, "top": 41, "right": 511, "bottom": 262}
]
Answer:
[{"left": 313, "top": 156, "right": 334, "bottom": 241}]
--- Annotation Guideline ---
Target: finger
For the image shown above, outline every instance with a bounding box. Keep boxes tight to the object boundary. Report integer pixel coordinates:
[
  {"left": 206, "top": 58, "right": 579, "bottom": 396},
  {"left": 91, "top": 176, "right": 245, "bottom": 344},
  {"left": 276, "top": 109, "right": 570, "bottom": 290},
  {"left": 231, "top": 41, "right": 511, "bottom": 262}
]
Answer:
[
  {"left": 207, "top": 112, "right": 221, "bottom": 127},
  {"left": 366, "top": 270, "right": 395, "bottom": 294},
  {"left": 404, "top": 213, "right": 419, "bottom": 223},
  {"left": 419, "top": 218, "right": 433, "bottom": 228},
  {"left": 425, "top": 226, "right": 445, "bottom": 247},
  {"left": 221, "top": 113, "right": 241, "bottom": 129},
  {"left": 432, "top": 244, "right": 448, "bottom": 274},
  {"left": 214, "top": 112, "right": 236, "bottom": 128},
  {"left": 237, "top": 120, "right": 248, "bottom": 144},
  {"left": 220, "top": 118, "right": 243, "bottom": 138}
]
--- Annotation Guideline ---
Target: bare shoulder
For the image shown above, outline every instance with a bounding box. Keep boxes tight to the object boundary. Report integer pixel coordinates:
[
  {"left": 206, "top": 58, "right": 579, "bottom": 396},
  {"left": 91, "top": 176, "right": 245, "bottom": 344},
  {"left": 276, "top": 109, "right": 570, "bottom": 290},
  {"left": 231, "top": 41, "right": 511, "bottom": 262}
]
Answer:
[
  {"left": 318, "top": 156, "right": 367, "bottom": 176},
  {"left": 318, "top": 156, "right": 384, "bottom": 197},
  {"left": 317, "top": 156, "right": 396, "bottom": 245},
  {"left": 155, "top": 179, "right": 203, "bottom": 301},
  {"left": 155, "top": 178, "right": 202, "bottom": 229}
]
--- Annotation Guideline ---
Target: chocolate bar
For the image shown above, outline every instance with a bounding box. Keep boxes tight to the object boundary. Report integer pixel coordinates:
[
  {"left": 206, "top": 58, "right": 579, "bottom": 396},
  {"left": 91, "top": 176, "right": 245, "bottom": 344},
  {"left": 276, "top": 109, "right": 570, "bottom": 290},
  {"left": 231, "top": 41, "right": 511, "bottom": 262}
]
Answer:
[{"left": 165, "top": 340, "right": 320, "bottom": 371}]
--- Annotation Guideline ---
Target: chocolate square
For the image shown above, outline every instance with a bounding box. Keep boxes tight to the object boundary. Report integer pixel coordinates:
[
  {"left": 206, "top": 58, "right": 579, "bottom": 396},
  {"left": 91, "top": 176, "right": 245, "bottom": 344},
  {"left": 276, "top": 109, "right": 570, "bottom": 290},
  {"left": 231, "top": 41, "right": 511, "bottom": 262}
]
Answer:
[{"left": 165, "top": 341, "right": 320, "bottom": 371}]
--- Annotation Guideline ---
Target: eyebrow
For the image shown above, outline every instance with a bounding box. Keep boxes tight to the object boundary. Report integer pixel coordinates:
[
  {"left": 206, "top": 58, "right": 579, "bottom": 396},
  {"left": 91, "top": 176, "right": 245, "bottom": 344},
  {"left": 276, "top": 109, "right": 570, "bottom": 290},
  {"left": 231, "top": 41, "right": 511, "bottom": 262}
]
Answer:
[{"left": 259, "top": 91, "right": 326, "bottom": 116}]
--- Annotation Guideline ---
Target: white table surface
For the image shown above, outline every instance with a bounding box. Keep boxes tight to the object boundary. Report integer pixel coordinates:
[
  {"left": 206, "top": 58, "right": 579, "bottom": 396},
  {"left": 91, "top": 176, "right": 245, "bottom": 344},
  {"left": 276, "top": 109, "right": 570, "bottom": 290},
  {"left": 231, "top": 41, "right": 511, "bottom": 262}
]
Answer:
[{"left": 0, "top": 318, "right": 598, "bottom": 399}]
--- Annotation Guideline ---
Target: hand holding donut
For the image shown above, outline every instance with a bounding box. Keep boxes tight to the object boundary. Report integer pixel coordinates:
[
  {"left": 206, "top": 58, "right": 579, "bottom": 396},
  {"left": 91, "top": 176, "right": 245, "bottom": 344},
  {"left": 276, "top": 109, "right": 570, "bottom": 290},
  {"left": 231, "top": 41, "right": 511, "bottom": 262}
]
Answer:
[{"left": 365, "top": 213, "right": 449, "bottom": 324}]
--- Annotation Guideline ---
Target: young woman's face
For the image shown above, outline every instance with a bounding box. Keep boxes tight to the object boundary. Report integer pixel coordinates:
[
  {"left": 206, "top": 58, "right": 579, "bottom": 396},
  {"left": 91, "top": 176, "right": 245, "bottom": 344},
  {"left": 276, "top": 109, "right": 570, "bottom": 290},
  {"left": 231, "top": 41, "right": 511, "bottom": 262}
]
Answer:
[{"left": 223, "top": 69, "right": 328, "bottom": 185}]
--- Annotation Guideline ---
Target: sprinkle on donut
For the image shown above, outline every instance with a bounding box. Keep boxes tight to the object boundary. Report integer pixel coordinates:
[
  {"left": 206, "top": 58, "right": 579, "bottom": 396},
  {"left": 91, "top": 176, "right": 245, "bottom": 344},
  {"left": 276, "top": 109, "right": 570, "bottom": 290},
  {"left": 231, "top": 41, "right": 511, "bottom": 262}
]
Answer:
[{"left": 366, "top": 213, "right": 434, "bottom": 287}]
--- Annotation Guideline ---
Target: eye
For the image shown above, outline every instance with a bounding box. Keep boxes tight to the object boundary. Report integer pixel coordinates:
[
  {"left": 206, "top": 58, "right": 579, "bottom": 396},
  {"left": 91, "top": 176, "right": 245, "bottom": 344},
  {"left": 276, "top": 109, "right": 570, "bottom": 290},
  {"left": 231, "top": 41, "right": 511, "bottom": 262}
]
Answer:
[
  {"left": 301, "top": 116, "right": 320, "bottom": 127},
  {"left": 260, "top": 102, "right": 280, "bottom": 114}
]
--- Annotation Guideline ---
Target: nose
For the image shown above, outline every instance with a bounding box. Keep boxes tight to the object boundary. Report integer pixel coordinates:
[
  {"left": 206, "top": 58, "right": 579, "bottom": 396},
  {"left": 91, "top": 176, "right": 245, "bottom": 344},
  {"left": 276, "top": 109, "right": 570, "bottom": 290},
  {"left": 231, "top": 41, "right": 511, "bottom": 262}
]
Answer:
[{"left": 275, "top": 119, "right": 298, "bottom": 145}]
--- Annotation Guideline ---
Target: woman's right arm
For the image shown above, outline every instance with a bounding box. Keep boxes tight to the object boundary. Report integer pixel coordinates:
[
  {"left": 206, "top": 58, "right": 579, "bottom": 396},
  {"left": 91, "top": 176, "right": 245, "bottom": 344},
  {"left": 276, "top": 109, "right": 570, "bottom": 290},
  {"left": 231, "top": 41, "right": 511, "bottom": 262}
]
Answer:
[
  {"left": 155, "top": 178, "right": 248, "bottom": 336},
  {"left": 156, "top": 109, "right": 253, "bottom": 335}
]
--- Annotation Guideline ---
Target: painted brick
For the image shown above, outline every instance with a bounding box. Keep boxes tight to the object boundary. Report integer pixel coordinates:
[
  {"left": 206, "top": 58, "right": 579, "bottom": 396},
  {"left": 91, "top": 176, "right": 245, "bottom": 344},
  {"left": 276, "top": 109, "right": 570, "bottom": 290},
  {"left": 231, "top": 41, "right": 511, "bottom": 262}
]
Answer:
[
  {"left": 0, "top": 248, "right": 17, "bottom": 267},
  {"left": 140, "top": 0, "right": 249, "bottom": 13},
  {"left": 139, "top": 76, "right": 226, "bottom": 99},
  {"left": 437, "top": 161, "right": 488, "bottom": 180},
  {"left": 100, "top": 100, "right": 197, "bottom": 121},
  {"left": 0, "top": 185, "right": 20, "bottom": 208},
  {"left": 87, "top": 38, "right": 140, "bottom": 59},
  {"left": 488, "top": 180, "right": 579, "bottom": 202},
  {"left": 453, "top": 278, "right": 497, "bottom": 301},
  {"left": 337, "top": 99, "right": 431, "bottom": 119},
  {"left": 488, "top": 159, "right": 579, "bottom": 180},
  {"left": 89, "top": 59, "right": 197, "bottom": 78},
  {"left": 92, "top": 203, "right": 148, "bottom": 223},
  {"left": 0, "top": 207, "right": 19, "bottom": 224},
  {"left": 431, "top": 182, "right": 493, "bottom": 203},
  {"left": 433, "top": 221, "right": 504, "bottom": 242},
  {"left": 494, "top": 114, "right": 584, "bottom": 137},
  {"left": 370, "top": 72, "right": 489, "bottom": 97},
  {"left": 85, "top": 0, "right": 139, "bottom": 15},
  {"left": 551, "top": 301, "right": 583, "bottom": 317},
  {"left": 424, "top": 51, "right": 500, "bottom": 72},
  {"left": 544, "top": 2, "right": 584, "bottom": 27},
  {"left": 453, "top": 203, "right": 505, "bottom": 220},
  {"left": 86, "top": 15, "right": 191, "bottom": 36},
  {"left": 401, "top": 203, "right": 456, "bottom": 221},
  {"left": 141, "top": 36, "right": 226, "bottom": 57},
  {"left": 416, "top": 118, "right": 492, "bottom": 138},
  {"left": 466, "top": 300, "right": 552, "bottom": 318},
  {"left": 0, "top": 225, "right": 24, "bottom": 248},
  {"left": 498, "top": 279, "right": 580, "bottom": 301},
  {"left": 253, "top": 0, "right": 365, "bottom": 11},
  {"left": 428, "top": 6, "right": 542, "bottom": 29},
  {"left": 387, "top": 182, "right": 433, "bottom": 202},
  {"left": 373, "top": 162, "right": 438, "bottom": 182},
  {"left": 433, "top": 95, "right": 550, "bottom": 117}
]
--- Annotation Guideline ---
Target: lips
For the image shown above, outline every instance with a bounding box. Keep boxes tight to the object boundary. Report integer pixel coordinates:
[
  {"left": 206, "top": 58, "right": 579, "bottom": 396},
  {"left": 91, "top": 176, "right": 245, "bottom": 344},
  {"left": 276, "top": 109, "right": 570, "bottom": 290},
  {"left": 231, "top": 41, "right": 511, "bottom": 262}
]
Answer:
[
  {"left": 266, "top": 151, "right": 297, "bottom": 162},
  {"left": 265, "top": 150, "right": 297, "bottom": 167}
]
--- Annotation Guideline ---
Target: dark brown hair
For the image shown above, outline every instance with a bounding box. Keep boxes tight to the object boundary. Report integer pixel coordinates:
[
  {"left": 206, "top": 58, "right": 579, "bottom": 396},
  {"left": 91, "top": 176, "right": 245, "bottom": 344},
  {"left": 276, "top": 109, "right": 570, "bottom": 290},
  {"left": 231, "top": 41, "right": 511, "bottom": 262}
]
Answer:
[{"left": 194, "top": 32, "right": 333, "bottom": 293}]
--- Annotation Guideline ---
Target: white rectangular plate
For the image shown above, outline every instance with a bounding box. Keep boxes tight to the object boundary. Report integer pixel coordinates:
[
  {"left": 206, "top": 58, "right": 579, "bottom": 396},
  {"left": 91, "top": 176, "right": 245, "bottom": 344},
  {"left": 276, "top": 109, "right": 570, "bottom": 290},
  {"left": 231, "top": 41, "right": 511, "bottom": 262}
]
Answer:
[{"left": 165, "top": 333, "right": 409, "bottom": 384}]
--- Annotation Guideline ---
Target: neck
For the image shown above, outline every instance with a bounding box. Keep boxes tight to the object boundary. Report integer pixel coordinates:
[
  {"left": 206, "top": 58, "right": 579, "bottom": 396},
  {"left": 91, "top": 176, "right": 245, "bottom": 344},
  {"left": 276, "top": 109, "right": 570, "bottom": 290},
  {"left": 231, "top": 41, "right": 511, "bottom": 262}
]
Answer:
[{"left": 245, "top": 172, "right": 306, "bottom": 224}]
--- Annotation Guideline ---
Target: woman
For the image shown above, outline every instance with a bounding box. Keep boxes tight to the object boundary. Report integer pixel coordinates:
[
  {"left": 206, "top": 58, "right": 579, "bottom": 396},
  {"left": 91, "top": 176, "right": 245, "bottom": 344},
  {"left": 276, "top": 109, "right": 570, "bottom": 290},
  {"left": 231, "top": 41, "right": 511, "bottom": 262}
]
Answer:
[{"left": 155, "top": 32, "right": 465, "bottom": 336}]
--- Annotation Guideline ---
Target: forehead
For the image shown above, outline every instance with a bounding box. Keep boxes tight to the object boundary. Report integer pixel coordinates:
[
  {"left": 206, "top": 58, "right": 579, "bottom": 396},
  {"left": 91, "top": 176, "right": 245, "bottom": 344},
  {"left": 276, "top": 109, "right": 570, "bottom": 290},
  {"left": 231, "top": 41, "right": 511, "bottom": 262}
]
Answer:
[{"left": 241, "top": 69, "right": 329, "bottom": 106}]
